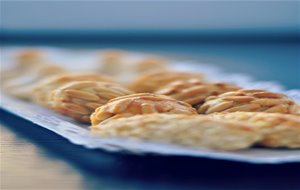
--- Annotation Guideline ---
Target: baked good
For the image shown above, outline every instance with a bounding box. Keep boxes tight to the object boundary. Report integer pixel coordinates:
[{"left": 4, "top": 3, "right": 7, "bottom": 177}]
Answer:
[
  {"left": 129, "top": 71, "right": 204, "bottom": 93},
  {"left": 50, "top": 81, "right": 134, "bottom": 123},
  {"left": 155, "top": 79, "right": 240, "bottom": 106},
  {"left": 208, "top": 112, "right": 300, "bottom": 148},
  {"left": 32, "top": 72, "right": 115, "bottom": 107},
  {"left": 1, "top": 49, "right": 44, "bottom": 82},
  {"left": 3, "top": 63, "right": 65, "bottom": 100},
  {"left": 134, "top": 57, "right": 168, "bottom": 73},
  {"left": 90, "top": 93, "right": 197, "bottom": 125},
  {"left": 99, "top": 50, "right": 168, "bottom": 82},
  {"left": 99, "top": 50, "right": 126, "bottom": 75},
  {"left": 91, "top": 114, "right": 261, "bottom": 150},
  {"left": 198, "top": 89, "right": 299, "bottom": 114}
]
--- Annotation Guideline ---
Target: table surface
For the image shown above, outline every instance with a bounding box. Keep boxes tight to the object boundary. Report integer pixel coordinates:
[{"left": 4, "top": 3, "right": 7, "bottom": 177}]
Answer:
[{"left": 1, "top": 42, "right": 300, "bottom": 190}]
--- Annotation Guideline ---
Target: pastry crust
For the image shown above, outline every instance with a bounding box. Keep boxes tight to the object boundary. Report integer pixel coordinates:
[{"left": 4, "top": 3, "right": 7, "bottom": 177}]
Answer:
[
  {"left": 90, "top": 93, "right": 198, "bottom": 125},
  {"left": 198, "top": 89, "right": 299, "bottom": 114},
  {"left": 129, "top": 71, "right": 204, "bottom": 93},
  {"left": 155, "top": 79, "right": 240, "bottom": 106},
  {"left": 208, "top": 112, "right": 300, "bottom": 148},
  {"left": 51, "top": 81, "right": 134, "bottom": 123},
  {"left": 91, "top": 114, "right": 261, "bottom": 150},
  {"left": 32, "top": 72, "right": 115, "bottom": 107}
]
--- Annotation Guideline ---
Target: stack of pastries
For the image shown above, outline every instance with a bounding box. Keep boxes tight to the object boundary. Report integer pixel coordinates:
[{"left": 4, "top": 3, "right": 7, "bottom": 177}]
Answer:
[{"left": 1, "top": 49, "right": 299, "bottom": 151}]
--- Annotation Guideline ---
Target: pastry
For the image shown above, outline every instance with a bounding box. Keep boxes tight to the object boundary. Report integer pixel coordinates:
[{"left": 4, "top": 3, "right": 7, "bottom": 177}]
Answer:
[
  {"left": 90, "top": 93, "right": 197, "bottom": 125},
  {"left": 198, "top": 89, "right": 299, "bottom": 114},
  {"left": 208, "top": 112, "right": 300, "bottom": 148},
  {"left": 1, "top": 49, "right": 44, "bottom": 82},
  {"left": 15, "top": 49, "right": 44, "bottom": 65},
  {"left": 99, "top": 50, "right": 168, "bottom": 82},
  {"left": 155, "top": 79, "right": 240, "bottom": 107},
  {"left": 32, "top": 72, "right": 115, "bottom": 107},
  {"left": 91, "top": 114, "right": 261, "bottom": 150},
  {"left": 3, "top": 63, "right": 65, "bottom": 100},
  {"left": 134, "top": 57, "right": 168, "bottom": 73},
  {"left": 99, "top": 50, "right": 126, "bottom": 75},
  {"left": 51, "top": 81, "right": 134, "bottom": 123},
  {"left": 129, "top": 71, "right": 204, "bottom": 93}
]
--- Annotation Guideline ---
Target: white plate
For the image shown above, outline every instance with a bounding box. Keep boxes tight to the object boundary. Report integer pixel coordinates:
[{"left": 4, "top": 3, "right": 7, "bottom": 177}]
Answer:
[{"left": 1, "top": 47, "right": 300, "bottom": 164}]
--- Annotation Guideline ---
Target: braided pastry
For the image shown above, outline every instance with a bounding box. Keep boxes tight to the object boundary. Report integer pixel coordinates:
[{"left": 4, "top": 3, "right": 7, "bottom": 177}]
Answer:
[
  {"left": 99, "top": 50, "right": 126, "bottom": 75},
  {"left": 91, "top": 114, "right": 261, "bottom": 150},
  {"left": 134, "top": 57, "right": 168, "bottom": 73},
  {"left": 1, "top": 49, "right": 44, "bottom": 82},
  {"left": 208, "top": 112, "right": 300, "bottom": 148},
  {"left": 32, "top": 72, "right": 115, "bottom": 107},
  {"left": 155, "top": 79, "right": 240, "bottom": 106},
  {"left": 198, "top": 89, "right": 299, "bottom": 114},
  {"left": 129, "top": 71, "right": 204, "bottom": 93},
  {"left": 90, "top": 93, "right": 197, "bottom": 125},
  {"left": 99, "top": 50, "right": 168, "bottom": 82},
  {"left": 3, "top": 63, "right": 65, "bottom": 100},
  {"left": 16, "top": 49, "right": 43, "bottom": 62},
  {"left": 51, "top": 81, "right": 134, "bottom": 123}
]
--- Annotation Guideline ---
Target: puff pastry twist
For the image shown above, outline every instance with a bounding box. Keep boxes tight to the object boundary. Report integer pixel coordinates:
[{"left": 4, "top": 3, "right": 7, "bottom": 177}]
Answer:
[
  {"left": 198, "top": 89, "right": 299, "bottom": 114},
  {"left": 90, "top": 93, "right": 198, "bottom": 125}
]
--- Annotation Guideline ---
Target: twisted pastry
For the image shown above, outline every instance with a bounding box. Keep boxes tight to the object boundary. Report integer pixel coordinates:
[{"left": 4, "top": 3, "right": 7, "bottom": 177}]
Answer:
[
  {"left": 51, "top": 81, "right": 133, "bottom": 123},
  {"left": 91, "top": 114, "right": 261, "bottom": 150},
  {"left": 155, "top": 79, "right": 240, "bottom": 106},
  {"left": 32, "top": 72, "right": 115, "bottom": 107},
  {"left": 208, "top": 112, "right": 300, "bottom": 148},
  {"left": 90, "top": 93, "right": 197, "bottom": 125},
  {"left": 99, "top": 50, "right": 126, "bottom": 75},
  {"left": 1, "top": 49, "right": 44, "bottom": 82},
  {"left": 3, "top": 63, "right": 65, "bottom": 100},
  {"left": 129, "top": 71, "right": 204, "bottom": 93},
  {"left": 99, "top": 50, "right": 168, "bottom": 82},
  {"left": 198, "top": 89, "right": 299, "bottom": 114}
]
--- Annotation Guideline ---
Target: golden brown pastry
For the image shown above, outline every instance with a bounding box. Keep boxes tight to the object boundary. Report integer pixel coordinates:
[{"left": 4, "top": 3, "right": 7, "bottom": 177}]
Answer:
[
  {"left": 208, "top": 112, "right": 300, "bottom": 148},
  {"left": 155, "top": 79, "right": 240, "bottom": 107},
  {"left": 1, "top": 49, "right": 44, "bottom": 82},
  {"left": 32, "top": 72, "right": 115, "bottom": 107},
  {"left": 99, "top": 50, "right": 126, "bottom": 75},
  {"left": 134, "top": 57, "right": 168, "bottom": 73},
  {"left": 128, "top": 71, "right": 204, "bottom": 93},
  {"left": 3, "top": 63, "right": 66, "bottom": 100},
  {"left": 99, "top": 50, "right": 168, "bottom": 82},
  {"left": 15, "top": 49, "right": 44, "bottom": 64},
  {"left": 50, "top": 81, "right": 134, "bottom": 123},
  {"left": 90, "top": 93, "right": 197, "bottom": 126},
  {"left": 91, "top": 114, "right": 261, "bottom": 150},
  {"left": 198, "top": 89, "right": 299, "bottom": 114}
]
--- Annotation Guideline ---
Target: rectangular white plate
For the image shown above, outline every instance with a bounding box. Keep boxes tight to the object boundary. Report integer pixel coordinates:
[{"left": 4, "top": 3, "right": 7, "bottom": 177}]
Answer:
[{"left": 1, "top": 47, "right": 300, "bottom": 164}]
